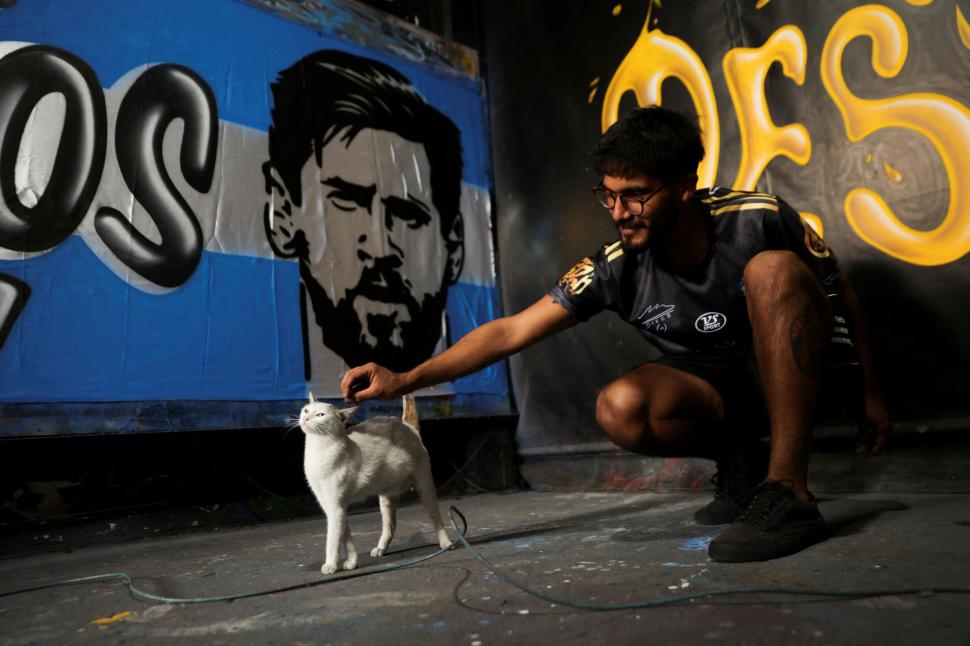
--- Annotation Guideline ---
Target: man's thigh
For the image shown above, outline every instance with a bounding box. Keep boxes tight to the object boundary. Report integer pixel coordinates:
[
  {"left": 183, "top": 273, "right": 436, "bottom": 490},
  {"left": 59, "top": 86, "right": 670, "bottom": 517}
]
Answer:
[
  {"left": 652, "top": 353, "right": 769, "bottom": 435},
  {"left": 612, "top": 361, "right": 726, "bottom": 423}
]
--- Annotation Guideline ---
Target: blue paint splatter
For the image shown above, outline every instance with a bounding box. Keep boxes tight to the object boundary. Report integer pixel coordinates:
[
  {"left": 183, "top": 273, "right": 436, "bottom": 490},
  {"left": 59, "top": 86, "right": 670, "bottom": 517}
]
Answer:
[
  {"left": 679, "top": 531, "right": 722, "bottom": 551},
  {"left": 479, "top": 619, "right": 490, "bottom": 625},
  {"left": 434, "top": 621, "right": 446, "bottom": 629}
]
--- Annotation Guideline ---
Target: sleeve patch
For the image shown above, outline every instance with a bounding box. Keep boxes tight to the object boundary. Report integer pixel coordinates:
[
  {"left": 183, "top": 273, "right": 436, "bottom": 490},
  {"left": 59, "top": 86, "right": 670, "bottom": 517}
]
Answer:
[
  {"left": 558, "top": 257, "right": 596, "bottom": 296},
  {"left": 801, "top": 217, "right": 832, "bottom": 258}
]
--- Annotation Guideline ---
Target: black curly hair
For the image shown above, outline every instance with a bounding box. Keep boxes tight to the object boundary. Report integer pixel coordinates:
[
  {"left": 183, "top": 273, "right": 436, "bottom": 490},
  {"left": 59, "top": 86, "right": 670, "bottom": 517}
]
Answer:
[{"left": 593, "top": 106, "right": 704, "bottom": 180}]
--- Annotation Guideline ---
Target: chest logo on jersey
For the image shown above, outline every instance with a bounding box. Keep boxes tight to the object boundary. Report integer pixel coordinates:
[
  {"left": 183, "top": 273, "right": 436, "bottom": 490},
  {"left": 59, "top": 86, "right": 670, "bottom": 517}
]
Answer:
[
  {"left": 637, "top": 303, "right": 676, "bottom": 332},
  {"left": 695, "top": 312, "right": 728, "bottom": 333}
]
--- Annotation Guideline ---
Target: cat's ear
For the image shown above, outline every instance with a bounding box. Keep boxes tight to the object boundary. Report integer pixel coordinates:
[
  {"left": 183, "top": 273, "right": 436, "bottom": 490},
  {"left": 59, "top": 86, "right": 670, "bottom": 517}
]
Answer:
[
  {"left": 262, "top": 161, "right": 301, "bottom": 259},
  {"left": 338, "top": 406, "right": 358, "bottom": 423},
  {"left": 308, "top": 391, "right": 317, "bottom": 403}
]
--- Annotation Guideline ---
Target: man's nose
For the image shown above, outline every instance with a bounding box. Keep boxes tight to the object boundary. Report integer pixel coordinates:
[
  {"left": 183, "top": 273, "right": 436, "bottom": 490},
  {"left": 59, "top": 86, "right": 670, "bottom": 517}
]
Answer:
[
  {"left": 610, "top": 198, "right": 630, "bottom": 222},
  {"left": 356, "top": 233, "right": 405, "bottom": 263}
]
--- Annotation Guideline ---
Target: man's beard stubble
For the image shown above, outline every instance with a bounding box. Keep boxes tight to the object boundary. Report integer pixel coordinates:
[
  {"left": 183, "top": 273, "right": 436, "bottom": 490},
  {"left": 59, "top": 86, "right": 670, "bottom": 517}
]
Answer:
[{"left": 300, "top": 261, "right": 449, "bottom": 373}]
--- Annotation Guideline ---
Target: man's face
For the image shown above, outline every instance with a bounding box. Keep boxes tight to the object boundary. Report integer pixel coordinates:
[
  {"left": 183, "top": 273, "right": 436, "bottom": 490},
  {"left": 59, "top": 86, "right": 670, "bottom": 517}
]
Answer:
[
  {"left": 294, "top": 128, "right": 451, "bottom": 370},
  {"left": 600, "top": 172, "right": 676, "bottom": 252}
]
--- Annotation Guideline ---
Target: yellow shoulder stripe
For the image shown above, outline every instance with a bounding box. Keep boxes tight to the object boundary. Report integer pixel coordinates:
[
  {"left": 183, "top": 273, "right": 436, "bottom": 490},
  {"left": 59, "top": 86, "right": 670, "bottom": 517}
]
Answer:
[
  {"left": 604, "top": 240, "right": 623, "bottom": 254},
  {"left": 607, "top": 246, "right": 624, "bottom": 262},
  {"left": 710, "top": 201, "right": 780, "bottom": 216},
  {"left": 705, "top": 190, "right": 776, "bottom": 203}
]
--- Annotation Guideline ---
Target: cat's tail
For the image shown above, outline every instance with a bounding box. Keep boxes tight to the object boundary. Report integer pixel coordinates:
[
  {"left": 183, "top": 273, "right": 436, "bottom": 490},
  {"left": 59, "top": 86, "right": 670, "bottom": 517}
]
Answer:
[{"left": 402, "top": 394, "right": 419, "bottom": 430}]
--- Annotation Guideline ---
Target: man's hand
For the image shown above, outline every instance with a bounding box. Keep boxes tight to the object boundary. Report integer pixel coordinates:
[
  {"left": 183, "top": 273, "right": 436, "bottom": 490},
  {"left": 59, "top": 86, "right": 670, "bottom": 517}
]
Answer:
[
  {"left": 855, "top": 390, "right": 891, "bottom": 456},
  {"left": 340, "top": 363, "right": 409, "bottom": 403}
]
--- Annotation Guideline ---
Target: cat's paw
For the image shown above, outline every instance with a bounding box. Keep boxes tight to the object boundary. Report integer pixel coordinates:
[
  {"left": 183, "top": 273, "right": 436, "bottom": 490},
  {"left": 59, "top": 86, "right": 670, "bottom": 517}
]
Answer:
[
  {"left": 370, "top": 547, "right": 385, "bottom": 558},
  {"left": 343, "top": 556, "right": 358, "bottom": 570},
  {"left": 321, "top": 562, "right": 338, "bottom": 575},
  {"left": 438, "top": 534, "right": 453, "bottom": 550}
]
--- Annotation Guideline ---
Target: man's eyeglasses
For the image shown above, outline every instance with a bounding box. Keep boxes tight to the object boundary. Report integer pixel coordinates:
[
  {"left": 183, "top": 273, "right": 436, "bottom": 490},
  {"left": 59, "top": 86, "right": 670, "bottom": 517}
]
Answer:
[{"left": 592, "top": 183, "right": 666, "bottom": 215}]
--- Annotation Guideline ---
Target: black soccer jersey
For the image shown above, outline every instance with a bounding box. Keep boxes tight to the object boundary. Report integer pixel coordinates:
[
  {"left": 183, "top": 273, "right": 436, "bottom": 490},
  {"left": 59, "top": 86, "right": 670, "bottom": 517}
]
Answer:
[{"left": 548, "top": 188, "right": 847, "bottom": 357}]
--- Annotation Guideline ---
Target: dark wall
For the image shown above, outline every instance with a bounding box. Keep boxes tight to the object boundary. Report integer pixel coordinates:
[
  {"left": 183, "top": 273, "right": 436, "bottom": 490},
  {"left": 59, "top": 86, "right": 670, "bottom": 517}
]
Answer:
[{"left": 483, "top": 0, "right": 970, "bottom": 452}]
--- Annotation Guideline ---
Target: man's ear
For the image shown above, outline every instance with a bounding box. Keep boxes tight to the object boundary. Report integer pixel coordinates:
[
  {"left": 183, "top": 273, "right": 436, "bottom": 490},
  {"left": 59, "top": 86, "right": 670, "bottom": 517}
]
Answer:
[
  {"left": 444, "top": 211, "right": 464, "bottom": 285},
  {"left": 262, "top": 161, "right": 300, "bottom": 259},
  {"left": 675, "top": 174, "right": 699, "bottom": 203}
]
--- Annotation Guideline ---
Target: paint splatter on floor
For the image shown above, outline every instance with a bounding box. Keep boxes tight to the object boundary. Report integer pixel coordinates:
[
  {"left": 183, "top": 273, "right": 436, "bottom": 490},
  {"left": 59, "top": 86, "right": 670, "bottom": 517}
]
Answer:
[{"left": 679, "top": 531, "right": 721, "bottom": 551}]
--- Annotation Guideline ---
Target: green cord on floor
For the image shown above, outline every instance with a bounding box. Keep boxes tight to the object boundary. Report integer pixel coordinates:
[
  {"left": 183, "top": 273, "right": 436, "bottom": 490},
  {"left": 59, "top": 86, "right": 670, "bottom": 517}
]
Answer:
[{"left": 2, "top": 505, "right": 969, "bottom": 609}]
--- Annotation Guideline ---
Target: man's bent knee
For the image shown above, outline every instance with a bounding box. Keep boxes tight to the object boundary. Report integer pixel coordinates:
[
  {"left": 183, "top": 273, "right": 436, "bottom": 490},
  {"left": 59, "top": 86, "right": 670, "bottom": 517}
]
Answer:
[{"left": 595, "top": 380, "right": 662, "bottom": 454}]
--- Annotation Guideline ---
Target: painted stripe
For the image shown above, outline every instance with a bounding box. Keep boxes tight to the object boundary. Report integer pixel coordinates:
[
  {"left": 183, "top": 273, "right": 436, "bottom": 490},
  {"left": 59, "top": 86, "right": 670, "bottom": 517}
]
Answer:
[
  {"left": 831, "top": 337, "right": 854, "bottom": 345},
  {"left": 3, "top": 85, "right": 496, "bottom": 289},
  {"left": 604, "top": 240, "right": 623, "bottom": 254},
  {"left": 710, "top": 202, "right": 780, "bottom": 215},
  {"left": 607, "top": 248, "right": 624, "bottom": 262},
  {"left": 834, "top": 326, "right": 850, "bottom": 334}
]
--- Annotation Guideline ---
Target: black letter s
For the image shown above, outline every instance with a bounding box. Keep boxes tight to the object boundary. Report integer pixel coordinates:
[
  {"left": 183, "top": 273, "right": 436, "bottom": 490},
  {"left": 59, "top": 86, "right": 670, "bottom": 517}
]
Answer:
[{"left": 95, "top": 64, "right": 217, "bottom": 288}]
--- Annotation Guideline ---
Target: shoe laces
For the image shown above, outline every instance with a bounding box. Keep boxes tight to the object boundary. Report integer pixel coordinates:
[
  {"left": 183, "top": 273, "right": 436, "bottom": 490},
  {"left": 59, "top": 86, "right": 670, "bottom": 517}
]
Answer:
[
  {"left": 710, "top": 465, "right": 747, "bottom": 500},
  {"left": 736, "top": 480, "right": 794, "bottom": 527}
]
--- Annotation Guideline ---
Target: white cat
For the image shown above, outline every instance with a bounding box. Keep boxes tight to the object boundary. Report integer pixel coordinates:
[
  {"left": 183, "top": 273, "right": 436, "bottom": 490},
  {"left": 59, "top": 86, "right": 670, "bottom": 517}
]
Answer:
[{"left": 299, "top": 392, "right": 452, "bottom": 574}]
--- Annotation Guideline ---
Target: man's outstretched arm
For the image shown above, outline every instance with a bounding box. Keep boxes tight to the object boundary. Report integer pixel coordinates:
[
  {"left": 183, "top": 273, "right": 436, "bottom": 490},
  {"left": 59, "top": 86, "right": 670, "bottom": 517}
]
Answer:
[{"left": 340, "top": 296, "right": 578, "bottom": 402}]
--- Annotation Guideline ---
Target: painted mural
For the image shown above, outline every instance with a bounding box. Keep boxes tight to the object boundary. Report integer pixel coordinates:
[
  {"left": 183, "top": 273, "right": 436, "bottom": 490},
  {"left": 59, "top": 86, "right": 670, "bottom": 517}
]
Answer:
[
  {"left": 0, "top": 0, "right": 508, "bottom": 435},
  {"left": 598, "top": 0, "right": 970, "bottom": 265}
]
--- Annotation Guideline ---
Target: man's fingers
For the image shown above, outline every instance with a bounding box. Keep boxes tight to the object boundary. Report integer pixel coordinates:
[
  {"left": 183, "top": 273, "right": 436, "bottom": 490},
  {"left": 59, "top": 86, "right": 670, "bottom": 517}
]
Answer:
[{"left": 340, "top": 365, "right": 372, "bottom": 402}]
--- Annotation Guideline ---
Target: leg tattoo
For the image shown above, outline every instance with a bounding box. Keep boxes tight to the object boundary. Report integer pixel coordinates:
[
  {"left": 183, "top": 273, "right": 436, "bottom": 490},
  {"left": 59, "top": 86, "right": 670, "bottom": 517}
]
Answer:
[{"left": 789, "top": 311, "right": 825, "bottom": 379}]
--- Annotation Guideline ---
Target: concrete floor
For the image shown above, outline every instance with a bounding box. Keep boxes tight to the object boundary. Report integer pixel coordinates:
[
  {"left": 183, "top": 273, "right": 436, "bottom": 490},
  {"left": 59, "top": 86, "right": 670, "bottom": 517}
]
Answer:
[{"left": 1, "top": 489, "right": 969, "bottom": 645}]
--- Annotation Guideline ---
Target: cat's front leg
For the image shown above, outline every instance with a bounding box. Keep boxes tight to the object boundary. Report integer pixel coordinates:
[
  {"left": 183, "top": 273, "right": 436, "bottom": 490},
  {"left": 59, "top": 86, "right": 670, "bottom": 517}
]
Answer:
[
  {"left": 371, "top": 495, "right": 397, "bottom": 557},
  {"left": 322, "top": 507, "right": 346, "bottom": 575},
  {"left": 341, "top": 523, "right": 357, "bottom": 571}
]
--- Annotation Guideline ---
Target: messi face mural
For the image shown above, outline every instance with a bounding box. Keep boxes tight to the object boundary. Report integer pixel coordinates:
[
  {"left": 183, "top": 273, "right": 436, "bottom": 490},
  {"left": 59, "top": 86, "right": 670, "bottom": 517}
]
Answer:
[{"left": 262, "top": 51, "right": 464, "bottom": 375}]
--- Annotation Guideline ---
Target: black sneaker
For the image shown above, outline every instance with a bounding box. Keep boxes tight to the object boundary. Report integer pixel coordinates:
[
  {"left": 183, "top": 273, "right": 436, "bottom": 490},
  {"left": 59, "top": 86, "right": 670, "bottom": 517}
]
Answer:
[
  {"left": 707, "top": 479, "right": 828, "bottom": 563},
  {"left": 693, "top": 444, "right": 769, "bottom": 526}
]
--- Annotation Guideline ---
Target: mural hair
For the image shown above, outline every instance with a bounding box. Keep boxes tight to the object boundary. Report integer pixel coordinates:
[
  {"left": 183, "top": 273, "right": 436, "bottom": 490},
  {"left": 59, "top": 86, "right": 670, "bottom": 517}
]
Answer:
[
  {"left": 267, "top": 50, "right": 463, "bottom": 237},
  {"left": 593, "top": 105, "right": 704, "bottom": 181}
]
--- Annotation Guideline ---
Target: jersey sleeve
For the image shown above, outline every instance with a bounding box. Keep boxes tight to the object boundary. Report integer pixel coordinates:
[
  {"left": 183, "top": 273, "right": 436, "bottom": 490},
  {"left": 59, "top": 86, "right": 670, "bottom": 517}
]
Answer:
[
  {"left": 764, "top": 199, "right": 841, "bottom": 287},
  {"left": 547, "top": 244, "right": 617, "bottom": 321}
]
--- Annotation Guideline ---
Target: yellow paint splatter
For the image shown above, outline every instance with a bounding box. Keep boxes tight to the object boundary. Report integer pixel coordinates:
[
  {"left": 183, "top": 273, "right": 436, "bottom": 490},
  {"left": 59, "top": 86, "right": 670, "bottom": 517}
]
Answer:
[
  {"left": 590, "top": 77, "right": 600, "bottom": 87},
  {"left": 756, "top": 0, "right": 771, "bottom": 8},
  {"left": 91, "top": 611, "right": 134, "bottom": 625},
  {"left": 883, "top": 161, "right": 903, "bottom": 182},
  {"left": 865, "top": 152, "right": 873, "bottom": 165},
  {"left": 958, "top": 5, "right": 970, "bottom": 50},
  {"left": 905, "top": 0, "right": 933, "bottom": 5},
  {"left": 612, "top": 4, "right": 622, "bottom": 16},
  {"left": 588, "top": 87, "right": 599, "bottom": 104}
]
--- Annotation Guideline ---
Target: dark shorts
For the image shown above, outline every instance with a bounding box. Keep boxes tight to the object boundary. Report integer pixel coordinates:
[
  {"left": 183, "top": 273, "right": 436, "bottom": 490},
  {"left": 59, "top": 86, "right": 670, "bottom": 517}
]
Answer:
[{"left": 651, "top": 293, "right": 863, "bottom": 435}]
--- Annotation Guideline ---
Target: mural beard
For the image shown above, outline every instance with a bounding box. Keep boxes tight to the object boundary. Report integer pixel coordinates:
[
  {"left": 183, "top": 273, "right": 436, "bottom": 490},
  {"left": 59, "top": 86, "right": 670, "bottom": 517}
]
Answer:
[{"left": 299, "top": 261, "right": 448, "bottom": 373}]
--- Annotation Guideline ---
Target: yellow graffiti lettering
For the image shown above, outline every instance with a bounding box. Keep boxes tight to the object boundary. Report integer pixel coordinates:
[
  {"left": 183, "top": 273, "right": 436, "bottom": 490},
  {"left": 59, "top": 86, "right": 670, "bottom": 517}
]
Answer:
[
  {"left": 821, "top": 5, "right": 970, "bottom": 266},
  {"left": 723, "top": 26, "right": 811, "bottom": 191},
  {"left": 958, "top": 5, "right": 970, "bottom": 50},
  {"left": 601, "top": 26, "right": 719, "bottom": 187}
]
